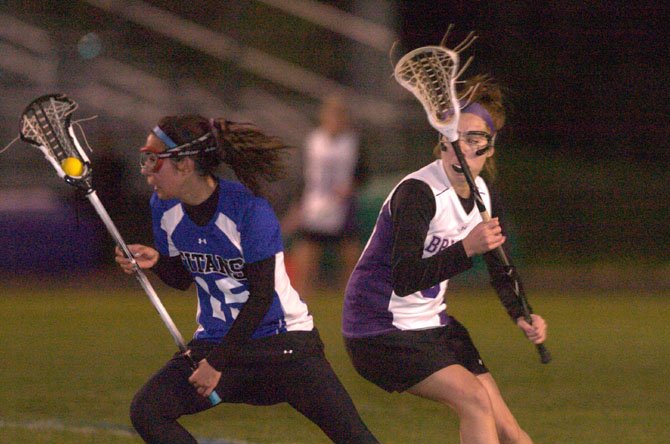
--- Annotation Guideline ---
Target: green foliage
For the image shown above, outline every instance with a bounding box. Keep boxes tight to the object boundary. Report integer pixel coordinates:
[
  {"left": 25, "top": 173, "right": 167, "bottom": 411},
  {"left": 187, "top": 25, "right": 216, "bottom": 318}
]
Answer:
[
  {"left": 495, "top": 147, "right": 670, "bottom": 265},
  {"left": 1, "top": 279, "right": 668, "bottom": 443},
  {"left": 359, "top": 148, "right": 670, "bottom": 266}
]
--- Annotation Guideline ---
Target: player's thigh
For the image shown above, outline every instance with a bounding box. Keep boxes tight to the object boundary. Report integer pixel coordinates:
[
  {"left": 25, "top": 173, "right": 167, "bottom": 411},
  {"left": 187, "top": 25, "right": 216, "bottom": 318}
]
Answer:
[
  {"left": 407, "top": 364, "right": 489, "bottom": 410},
  {"left": 283, "top": 357, "right": 377, "bottom": 442},
  {"left": 132, "top": 354, "right": 212, "bottom": 418},
  {"left": 283, "top": 357, "right": 355, "bottom": 408}
]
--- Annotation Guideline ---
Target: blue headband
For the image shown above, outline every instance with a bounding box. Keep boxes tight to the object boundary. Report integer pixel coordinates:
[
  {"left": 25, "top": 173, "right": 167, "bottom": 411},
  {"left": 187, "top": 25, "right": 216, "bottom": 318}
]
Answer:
[
  {"left": 461, "top": 102, "right": 496, "bottom": 136},
  {"left": 152, "top": 125, "right": 178, "bottom": 149}
]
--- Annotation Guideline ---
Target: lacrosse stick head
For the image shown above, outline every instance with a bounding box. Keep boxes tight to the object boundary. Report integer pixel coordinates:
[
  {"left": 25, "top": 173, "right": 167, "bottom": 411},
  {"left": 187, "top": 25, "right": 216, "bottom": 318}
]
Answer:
[
  {"left": 393, "top": 28, "right": 478, "bottom": 143},
  {"left": 20, "top": 93, "right": 93, "bottom": 191},
  {"left": 394, "top": 45, "right": 461, "bottom": 141}
]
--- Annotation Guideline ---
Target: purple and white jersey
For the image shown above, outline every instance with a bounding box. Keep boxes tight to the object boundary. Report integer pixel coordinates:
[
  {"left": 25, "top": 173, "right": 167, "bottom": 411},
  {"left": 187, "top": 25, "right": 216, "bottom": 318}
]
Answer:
[
  {"left": 342, "top": 160, "right": 492, "bottom": 337},
  {"left": 151, "top": 179, "right": 313, "bottom": 342}
]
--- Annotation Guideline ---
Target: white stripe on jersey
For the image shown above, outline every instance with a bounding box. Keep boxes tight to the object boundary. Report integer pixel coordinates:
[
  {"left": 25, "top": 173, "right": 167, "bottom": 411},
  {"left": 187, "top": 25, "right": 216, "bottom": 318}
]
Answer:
[
  {"left": 274, "top": 251, "right": 314, "bottom": 331},
  {"left": 161, "top": 203, "right": 184, "bottom": 256},
  {"left": 215, "top": 212, "right": 242, "bottom": 252}
]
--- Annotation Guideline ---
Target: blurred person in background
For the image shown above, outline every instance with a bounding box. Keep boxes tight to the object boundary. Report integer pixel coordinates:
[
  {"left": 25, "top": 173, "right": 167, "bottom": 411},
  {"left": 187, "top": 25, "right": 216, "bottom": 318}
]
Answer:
[
  {"left": 284, "top": 94, "right": 368, "bottom": 296},
  {"left": 115, "top": 115, "right": 379, "bottom": 444},
  {"left": 342, "top": 76, "right": 547, "bottom": 444}
]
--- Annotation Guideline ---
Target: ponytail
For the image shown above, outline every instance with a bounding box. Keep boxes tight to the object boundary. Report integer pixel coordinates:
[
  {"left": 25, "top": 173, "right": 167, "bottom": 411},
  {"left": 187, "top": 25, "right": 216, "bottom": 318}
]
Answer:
[
  {"left": 212, "top": 118, "right": 290, "bottom": 196},
  {"left": 156, "top": 115, "right": 291, "bottom": 197}
]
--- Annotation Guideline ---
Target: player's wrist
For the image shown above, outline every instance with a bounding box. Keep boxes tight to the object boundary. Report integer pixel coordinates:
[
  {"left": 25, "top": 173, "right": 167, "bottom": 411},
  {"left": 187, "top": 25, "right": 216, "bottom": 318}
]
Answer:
[{"left": 461, "top": 239, "right": 475, "bottom": 257}]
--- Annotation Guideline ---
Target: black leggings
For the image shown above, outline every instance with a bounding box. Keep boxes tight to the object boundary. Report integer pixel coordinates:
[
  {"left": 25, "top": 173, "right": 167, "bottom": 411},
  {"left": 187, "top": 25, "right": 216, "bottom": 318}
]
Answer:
[{"left": 129, "top": 351, "right": 378, "bottom": 443}]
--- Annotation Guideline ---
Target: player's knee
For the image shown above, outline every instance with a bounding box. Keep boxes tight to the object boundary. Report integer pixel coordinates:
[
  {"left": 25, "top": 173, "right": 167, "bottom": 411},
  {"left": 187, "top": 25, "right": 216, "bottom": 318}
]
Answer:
[
  {"left": 459, "top": 382, "right": 494, "bottom": 417},
  {"left": 497, "top": 420, "right": 523, "bottom": 444},
  {"left": 129, "top": 391, "right": 155, "bottom": 438}
]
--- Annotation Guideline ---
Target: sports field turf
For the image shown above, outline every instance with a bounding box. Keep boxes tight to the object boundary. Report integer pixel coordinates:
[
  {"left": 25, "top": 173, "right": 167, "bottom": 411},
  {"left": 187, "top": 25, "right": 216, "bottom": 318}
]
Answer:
[{"left": 1, "top": 274, "right": 668, "bottom": 443}]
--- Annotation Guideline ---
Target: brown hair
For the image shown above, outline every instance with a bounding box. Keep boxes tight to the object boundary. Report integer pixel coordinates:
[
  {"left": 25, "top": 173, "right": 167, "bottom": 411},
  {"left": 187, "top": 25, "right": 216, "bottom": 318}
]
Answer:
[
  {"left": 156, "top": 115, "right": 290, "bottom": 197},
  {"left": 433, "top": 74, "right": 505, "bottom": 181}
]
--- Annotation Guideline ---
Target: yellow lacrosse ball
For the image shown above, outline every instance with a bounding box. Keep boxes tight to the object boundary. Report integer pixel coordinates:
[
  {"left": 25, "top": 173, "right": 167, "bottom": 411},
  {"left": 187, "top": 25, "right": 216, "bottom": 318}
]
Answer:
[{"left": 61, "top": 157, "right": 84, "bottom": 176}]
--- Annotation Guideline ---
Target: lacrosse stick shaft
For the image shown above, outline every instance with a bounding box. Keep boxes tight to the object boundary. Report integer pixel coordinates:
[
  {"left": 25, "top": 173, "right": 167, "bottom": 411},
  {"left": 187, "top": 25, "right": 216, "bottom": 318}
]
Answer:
[
  {"left": 87, "top": 191, "right": 185, "bottom": 348},
  {"left": 451, "top": 143, "right": 551, "bottom": 364},
  {"left": 87, "top": 191, "right": 222, "bottom": 403}
]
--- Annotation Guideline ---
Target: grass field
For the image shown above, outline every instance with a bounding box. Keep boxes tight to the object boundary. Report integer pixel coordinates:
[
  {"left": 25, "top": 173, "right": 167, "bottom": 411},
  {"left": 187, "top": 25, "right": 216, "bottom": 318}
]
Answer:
[{"left": 1, "top": 273, "right": 668, "bottom": 443}]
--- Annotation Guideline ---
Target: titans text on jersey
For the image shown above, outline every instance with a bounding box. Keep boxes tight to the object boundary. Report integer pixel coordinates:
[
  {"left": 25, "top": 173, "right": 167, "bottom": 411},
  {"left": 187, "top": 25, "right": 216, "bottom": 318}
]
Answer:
[{"left": 179, "top": 251, "right": 245, "bottom": 279}]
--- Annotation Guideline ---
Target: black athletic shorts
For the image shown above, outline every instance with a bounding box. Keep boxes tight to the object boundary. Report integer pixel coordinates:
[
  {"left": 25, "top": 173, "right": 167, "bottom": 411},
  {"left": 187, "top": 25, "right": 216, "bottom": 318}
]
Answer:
[{"left": 344, "top": 317, "right": 488, "bottom": 393}]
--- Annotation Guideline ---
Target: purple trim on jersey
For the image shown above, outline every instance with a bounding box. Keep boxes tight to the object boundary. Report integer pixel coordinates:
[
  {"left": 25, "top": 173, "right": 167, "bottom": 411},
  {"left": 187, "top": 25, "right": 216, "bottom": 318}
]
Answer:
[
  {"left": 420, "top": 284, "right": 441, "bottom": 299},
  {"left": 342, "top": 201, "right": 396, "bottom": 337}
]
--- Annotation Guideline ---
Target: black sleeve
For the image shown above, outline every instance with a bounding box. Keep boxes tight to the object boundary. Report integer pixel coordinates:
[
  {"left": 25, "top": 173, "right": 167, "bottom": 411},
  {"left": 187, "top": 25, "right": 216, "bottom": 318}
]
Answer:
[
  {"left": 390, "top": 179, "right": 473, "bottom": 296},
  {"left": 151, "top": 254, "right": 192, "bottom": 291},
  {"left": 482, "top": 183, "right": 530, "bottom": 321},
  {"left": 205, "top": 255, "right": 276, "bottom": 370}
]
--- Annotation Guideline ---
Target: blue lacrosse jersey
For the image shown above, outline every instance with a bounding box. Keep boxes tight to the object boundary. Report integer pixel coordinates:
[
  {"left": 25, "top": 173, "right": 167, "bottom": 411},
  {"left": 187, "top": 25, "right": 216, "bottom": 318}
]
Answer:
[{"left": 151, "top": 179, "right": 314, "bottom": 342}]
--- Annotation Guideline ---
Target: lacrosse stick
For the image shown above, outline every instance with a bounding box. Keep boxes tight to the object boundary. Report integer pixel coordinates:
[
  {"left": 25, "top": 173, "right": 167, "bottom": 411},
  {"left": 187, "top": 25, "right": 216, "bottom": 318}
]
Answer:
[
  {"left": 450, "top": 138, "right": 552, "bottom": 364},
  {"left": 393, "top": 25, "right": 477, "bottom": 144},
  {"left": 19, "top": 93, "right": 223, "bottom": 402},
  {"left": 394, "top": 31, "right": 551, "bottom": 364}
]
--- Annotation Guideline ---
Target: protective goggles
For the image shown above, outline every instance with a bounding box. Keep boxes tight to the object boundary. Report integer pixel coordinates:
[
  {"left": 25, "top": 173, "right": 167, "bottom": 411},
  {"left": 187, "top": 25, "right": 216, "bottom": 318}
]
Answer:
[
  {"left": 139, "top": 128, "right": 218, "bottom": 173},
  {"left": 139, "top": 146, "right": 181, "bottom": 173},
  {"left": 440, "top": 131, "right": 493, "bottom": 156}
]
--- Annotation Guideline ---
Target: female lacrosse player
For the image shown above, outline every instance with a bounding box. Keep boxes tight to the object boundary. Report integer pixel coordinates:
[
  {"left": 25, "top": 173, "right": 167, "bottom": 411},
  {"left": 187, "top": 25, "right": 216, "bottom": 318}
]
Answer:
[
  {"left": 284, "top": 93, "right": 367, "bottom": 295},
  {"left": 342, "top": 76, "right": 547, "bottom": 444},
  {"left": 114, "top": 116, "right": 378, "bottom": 444}
]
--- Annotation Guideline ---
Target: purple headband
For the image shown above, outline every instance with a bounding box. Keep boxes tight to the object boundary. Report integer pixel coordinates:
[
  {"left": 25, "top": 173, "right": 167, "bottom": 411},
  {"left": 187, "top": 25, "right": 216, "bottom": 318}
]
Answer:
[{"left": 461, "top": 102, "right": 496, "bottom": 135}]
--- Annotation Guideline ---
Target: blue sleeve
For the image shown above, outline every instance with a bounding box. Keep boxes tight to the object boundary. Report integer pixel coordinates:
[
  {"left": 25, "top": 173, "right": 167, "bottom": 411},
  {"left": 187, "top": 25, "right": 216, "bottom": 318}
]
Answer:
[{"left": 239, "top": 197, "right": 283, "bottom": 264}]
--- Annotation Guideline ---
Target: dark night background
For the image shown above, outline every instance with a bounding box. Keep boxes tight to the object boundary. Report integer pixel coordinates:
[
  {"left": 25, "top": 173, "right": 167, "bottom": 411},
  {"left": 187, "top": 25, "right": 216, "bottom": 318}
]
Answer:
[
  {"left": 0, "top": 0, "right": 668, "bottom": 274},
  {"left": 399, "top": 1, "right": 669, "bottom": 160}
]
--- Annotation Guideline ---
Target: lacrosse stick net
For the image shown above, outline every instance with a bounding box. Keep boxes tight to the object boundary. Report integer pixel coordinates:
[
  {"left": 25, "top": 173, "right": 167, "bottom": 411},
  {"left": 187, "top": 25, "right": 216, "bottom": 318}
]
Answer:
[
  {"left": 393, "top": 26, "right": 477, "bottom": 142},
  {"left": 20, "top": 93, "right": 93, "bottom": 190}
]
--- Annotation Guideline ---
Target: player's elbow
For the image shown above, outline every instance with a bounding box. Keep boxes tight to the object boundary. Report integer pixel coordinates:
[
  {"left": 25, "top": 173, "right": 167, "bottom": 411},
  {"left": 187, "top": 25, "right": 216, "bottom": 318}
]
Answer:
[
  {"left": 391, "top": 259, "right": 429, "bottom": 296},
  {"left": 391, "top": 271, "right": 423, "bottom": 297},
  {"left": 392, "top": 284, "right": 413, "bottom": 297}
]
